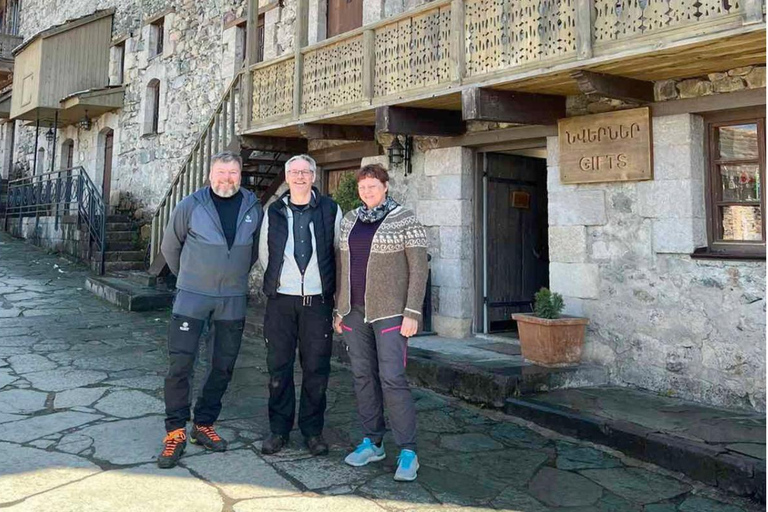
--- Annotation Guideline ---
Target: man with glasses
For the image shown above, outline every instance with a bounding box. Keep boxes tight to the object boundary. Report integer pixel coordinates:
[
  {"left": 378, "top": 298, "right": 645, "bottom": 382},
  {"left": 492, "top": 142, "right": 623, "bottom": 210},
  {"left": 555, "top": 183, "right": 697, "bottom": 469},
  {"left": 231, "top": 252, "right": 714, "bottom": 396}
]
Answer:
[{"left": 258, "top": 154, "right": 342, "bottom": 455}]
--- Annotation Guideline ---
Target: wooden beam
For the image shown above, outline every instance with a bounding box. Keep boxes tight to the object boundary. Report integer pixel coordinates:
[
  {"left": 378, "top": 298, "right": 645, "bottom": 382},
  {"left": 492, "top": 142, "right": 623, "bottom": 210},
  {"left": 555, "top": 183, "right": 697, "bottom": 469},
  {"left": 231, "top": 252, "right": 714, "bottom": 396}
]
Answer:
[
  {"left": 375, "top": 106, "right": 465, "bottom": 136},
  {"left": 298, "top": 123, "right": 375, "bottom": 140},
  {"left": 575, "top": 0, "right": 593, "bottom": 59},
  {"left": 239, "top": 135, "right": 308, "bottom": 154},
  {"left": 461, "top": 87, "right": 565, "bottom": 125},
  {"left": 571, "top": 70, "right": 654, "bottom": 104}
]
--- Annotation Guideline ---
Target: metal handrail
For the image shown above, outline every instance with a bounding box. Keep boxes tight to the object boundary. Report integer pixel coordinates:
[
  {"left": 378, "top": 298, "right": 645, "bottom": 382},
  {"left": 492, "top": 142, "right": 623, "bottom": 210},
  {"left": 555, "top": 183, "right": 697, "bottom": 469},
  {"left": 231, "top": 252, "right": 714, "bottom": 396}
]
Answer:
[{"left": 4, "top": 166, "right": 107, "bottom": 275}]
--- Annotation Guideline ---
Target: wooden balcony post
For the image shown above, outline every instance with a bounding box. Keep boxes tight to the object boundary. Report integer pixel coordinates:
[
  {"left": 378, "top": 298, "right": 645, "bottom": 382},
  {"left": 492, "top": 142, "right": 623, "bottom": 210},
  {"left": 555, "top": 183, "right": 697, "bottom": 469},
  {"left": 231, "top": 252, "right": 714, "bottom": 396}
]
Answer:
[
  {"left": 575, "top": 0, "right": 594, "bottom": 60},
  {"left": 293, "top": 0, "right": 309, "bottom": 119},
  {"left": 743, "top": 0, "right": 764, "bottom": 24},
  {"left": 243, "top": 0, "right": 260, "bottom": 131},
  {"left": 450, "top": 0, "right": 465, "bottom": 83},
  {"left": 362, "top": 29, "right": 375, "bottom": 102}
]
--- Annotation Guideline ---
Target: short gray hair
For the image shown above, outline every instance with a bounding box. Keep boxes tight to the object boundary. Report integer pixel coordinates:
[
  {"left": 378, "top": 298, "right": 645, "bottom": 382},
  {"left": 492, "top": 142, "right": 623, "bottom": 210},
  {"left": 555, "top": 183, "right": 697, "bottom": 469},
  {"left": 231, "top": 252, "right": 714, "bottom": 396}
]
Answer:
[
  {"left": 284, "top": 154, "right": 316, "bottom": 175},
  {"left": 210, "top": 150, "right": 243, "bottom": 171}
]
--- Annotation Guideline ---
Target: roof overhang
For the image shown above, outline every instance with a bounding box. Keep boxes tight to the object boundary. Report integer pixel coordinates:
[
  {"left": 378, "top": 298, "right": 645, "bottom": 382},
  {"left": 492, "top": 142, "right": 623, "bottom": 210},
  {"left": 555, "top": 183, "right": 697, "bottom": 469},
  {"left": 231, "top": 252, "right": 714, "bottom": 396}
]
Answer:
[{"left": 16, "top": 86, "right": 124, "bottom": 126}]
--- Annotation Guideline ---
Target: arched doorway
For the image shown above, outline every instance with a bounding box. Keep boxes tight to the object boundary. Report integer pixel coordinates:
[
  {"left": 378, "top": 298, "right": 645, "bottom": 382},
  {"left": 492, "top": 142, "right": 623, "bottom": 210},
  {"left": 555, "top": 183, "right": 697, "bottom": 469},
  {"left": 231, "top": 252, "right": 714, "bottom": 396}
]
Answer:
[{"left": 60, "top": 139, "right": 74, "bottom": 169}]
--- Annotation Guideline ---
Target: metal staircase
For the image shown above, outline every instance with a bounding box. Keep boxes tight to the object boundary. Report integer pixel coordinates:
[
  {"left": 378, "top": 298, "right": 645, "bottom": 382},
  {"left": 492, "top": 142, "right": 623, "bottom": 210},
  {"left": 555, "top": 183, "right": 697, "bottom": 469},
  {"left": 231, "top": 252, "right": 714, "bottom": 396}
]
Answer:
[{"left": 148, "top": 70, "right": 287, "bottom": 271}]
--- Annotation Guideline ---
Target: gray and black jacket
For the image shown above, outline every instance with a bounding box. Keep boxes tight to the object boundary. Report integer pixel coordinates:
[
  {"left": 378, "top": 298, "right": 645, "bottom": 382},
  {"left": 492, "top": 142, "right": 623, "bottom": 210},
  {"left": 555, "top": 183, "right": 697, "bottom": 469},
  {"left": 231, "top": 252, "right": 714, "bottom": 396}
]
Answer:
[{"left": 161, "top": 186, "right": 263, "bottom": 297}]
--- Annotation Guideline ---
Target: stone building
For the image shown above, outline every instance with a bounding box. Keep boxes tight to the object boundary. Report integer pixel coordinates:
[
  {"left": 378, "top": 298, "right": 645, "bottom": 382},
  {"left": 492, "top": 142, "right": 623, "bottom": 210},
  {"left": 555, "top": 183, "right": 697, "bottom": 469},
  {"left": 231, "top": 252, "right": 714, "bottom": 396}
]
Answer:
[{"left": 0, "top": 0, "right": 765, "bottom": 411}]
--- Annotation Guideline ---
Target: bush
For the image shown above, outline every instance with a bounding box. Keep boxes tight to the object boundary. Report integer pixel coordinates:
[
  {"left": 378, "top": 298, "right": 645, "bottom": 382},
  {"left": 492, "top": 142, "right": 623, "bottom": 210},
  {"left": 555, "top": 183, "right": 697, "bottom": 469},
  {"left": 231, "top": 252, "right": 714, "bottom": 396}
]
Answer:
[
  {"left": 533, "top": 287, "right": 565, "bottom": 319},
  {"left": 332, "top": 172, "right": 362, "bottom": 213}
]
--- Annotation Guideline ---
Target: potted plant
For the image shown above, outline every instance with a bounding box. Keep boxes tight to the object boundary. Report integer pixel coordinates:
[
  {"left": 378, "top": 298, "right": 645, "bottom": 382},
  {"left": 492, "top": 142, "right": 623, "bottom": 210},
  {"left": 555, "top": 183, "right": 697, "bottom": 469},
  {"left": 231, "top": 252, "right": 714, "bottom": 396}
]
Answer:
[{"left": 511, "top": 288, "right": 589, "bottom": 366}]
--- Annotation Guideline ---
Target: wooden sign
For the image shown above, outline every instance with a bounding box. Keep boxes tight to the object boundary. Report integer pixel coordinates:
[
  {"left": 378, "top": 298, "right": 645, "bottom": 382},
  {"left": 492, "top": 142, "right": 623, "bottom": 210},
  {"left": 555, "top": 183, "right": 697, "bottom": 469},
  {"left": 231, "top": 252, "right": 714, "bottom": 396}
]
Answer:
[{"left": 558, "top": 107, "right": 653, "bottom": 184}]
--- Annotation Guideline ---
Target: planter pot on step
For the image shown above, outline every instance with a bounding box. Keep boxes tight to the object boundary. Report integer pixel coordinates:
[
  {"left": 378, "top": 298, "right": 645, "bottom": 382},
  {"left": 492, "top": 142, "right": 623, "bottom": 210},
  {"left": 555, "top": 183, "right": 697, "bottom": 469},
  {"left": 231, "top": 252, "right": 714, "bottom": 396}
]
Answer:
[{"left": 510, "top": 313, "right": 589, "bottom": 366}]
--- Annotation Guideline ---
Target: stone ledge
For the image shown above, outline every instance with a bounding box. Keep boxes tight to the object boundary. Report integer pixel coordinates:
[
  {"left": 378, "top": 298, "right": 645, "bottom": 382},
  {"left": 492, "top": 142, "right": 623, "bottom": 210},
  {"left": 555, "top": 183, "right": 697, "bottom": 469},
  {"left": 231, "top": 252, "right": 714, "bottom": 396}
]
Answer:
[
  {"left": 504, "top": 396, "right": 765, "bottom": 503},
  {"left": 85, "top": 276, "right": 174, "bottom": 312}
]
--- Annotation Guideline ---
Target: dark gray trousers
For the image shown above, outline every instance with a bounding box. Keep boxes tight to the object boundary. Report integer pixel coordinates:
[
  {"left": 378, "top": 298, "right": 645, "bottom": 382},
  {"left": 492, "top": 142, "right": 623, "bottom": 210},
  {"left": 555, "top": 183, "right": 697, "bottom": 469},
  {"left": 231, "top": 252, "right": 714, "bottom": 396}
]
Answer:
[
  {"left": 164, "top": 290, "right": 246, "bottom": 432},
  {"left": 341, "top": 307, "right": 417, "bottom": 450}
]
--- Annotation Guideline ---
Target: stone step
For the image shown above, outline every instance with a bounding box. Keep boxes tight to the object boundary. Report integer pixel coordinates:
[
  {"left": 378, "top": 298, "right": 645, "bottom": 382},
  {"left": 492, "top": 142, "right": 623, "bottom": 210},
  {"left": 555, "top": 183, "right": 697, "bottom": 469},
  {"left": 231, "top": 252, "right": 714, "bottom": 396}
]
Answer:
[
  {"left": 504, "top": 389, "right": 766, "bottom": 503},
  {"left": 102, "top": 261, "right": 146, "bottom": 272},
  {"left": 107, "top": 214, "right": 131, "bottom": 223},
  {"left": 104, "top": 250, "right": 145, "bottom": 262},
  {"left": 106, "top": 222, "right": 132, "bottom": 231},
  {"left": 85, "top": 275, "right": 174, "bottom": 311},
  {"left": 105, "top": 241, "right": 137, "bottom": 251},
  {"left": 105, "top": 231, "right": 135, "bottom": 242}
]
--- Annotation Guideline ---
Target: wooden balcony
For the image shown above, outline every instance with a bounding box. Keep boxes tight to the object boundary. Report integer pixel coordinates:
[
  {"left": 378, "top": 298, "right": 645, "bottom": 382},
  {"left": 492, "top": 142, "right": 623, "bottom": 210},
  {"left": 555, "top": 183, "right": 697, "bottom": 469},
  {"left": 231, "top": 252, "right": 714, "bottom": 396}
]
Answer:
[{"left": 242, "top": 0, "right": 766, "bottom": 137}]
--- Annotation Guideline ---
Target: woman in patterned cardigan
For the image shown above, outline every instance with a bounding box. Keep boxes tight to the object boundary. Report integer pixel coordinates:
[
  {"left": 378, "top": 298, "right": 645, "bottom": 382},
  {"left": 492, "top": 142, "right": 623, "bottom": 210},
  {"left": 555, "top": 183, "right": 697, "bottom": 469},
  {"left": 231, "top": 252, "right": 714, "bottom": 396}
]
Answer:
[{"left": 333, "top": 163, "right": 428, "bottom": 482}]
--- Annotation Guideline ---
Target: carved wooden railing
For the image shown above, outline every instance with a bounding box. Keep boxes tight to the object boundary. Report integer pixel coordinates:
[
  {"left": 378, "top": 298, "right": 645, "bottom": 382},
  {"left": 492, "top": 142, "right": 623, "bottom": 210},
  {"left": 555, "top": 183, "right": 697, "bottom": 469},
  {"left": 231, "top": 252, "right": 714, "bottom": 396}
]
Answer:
[
  {"left": 244, "top": 0, "right": 763, "bottom": 130},
  {"left": 149, "top": 71, "right": 242, "bottom": 264}
]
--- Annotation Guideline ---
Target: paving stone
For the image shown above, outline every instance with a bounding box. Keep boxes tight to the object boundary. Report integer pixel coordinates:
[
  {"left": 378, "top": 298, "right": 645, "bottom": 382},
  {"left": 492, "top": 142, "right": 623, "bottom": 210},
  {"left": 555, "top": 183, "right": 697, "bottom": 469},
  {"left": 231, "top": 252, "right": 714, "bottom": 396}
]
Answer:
[
  {"left": 489, "top": 422, "right": 551, "bottom": 449},
  {"left": 54, "top": 387, "right": 108, "bottom": 409},
  {"left": 684, "top": 419, "right": 766, "bottom": 444},
  {"left": 10, "top": 464, "right": 223, "bottom": 512},
  {"left": 0, "top": 335, "right": 39, "bottom": 347},
  {"left": 644, "top": 504, "right": 678, "bottom": 512},
  {"left": 234, "top": 495, "right": 384, "bottom": 512},
  {"left": 725, "top": 443, "right": 765, "bottom": 460},
  {"left": 107, "top": 375, "right": 165, "bottom": 390},
  {"left": 7, "top": 353, "right": 58, "bottom": 374},
  {"left": 94, "top": 390, "right": 164, "bottom": 418},
  {"left": 529, "top": 467, "right": 603, "bottom": 507},
  {"left": 439, "top": 433, "right": 504, "bottom": 452},
  {"left": 32, "top": 342, "right": 71, "bottom": 353},
  {"left": 25, "top": 369, "right": 108, "bottom": 391},
  {"left": 426, "top": 449, "right": 549, "bottom": 488},
  {"left": 28, "top": 439, "right": 57, "bottom": 449},
  {"left": 0, "top": 308, "right": 21, "bottom": 318},
  {"left": 0, "top": 411, "right": 101, "bottom": 443},
  {"left": 678, "top": 496, "right": 744, "bottom": 512},
  {"left": 273, "top": 451, "right": 383, "bottom": 489},
  {"left": 56, "top": 433, "right": 94, "bottom": 455},
  {"left": 357, "top": 473, "right": 440, "bottom": 510},
  {"left": 75, "top": 416, "right": 165, "bottom": 465},
  {"left": 0, "top": 389, "right": 49, "bottom": 414},
  {"left": 0, "top": 346, "right": 32, "bottom": 357},
  {"left": 580, "top": 468, "right": 691, "bottom": 505},
  {"left": 0, "top": 412, "right": 25, "bottom": 423},
  {"left": 0, "top": 369, "right": 17, "bottom": 389},
  {"left": 418, "top": 465, "right": 504, "bottom": 506},
  {"left": 556, "top": 441, "right": 623, "bottom": 470},
  {"left": 489, "top": 487, "right": 552, "bottom": 512},
  {"left": 182, "top": 449, "right": 299, "bottom": 500},
  {"left": 418, "top": 410, "right": 465, "bottom": 433},
  {"left": 0, "top": 441, "right": 100, "bottom": 505}
]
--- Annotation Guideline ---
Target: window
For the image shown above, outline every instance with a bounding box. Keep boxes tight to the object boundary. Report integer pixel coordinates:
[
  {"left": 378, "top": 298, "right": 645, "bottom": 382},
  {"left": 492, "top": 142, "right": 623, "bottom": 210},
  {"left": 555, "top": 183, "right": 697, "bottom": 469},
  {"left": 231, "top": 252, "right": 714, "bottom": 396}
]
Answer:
[
  {"left": 149, "top": 18, "right": 165, "bottom": 59},
  {"left": 256, "top": 14, "right": 265, "bottom": 64},
  {"left": 110, "top": 41, "right": 126, "bottom": 85},
  {"left": 703, "top": 108, "right": 766, "bottom": 258},
  {"left": 145, "top": 79, "right": 161, "bottom": 135}
]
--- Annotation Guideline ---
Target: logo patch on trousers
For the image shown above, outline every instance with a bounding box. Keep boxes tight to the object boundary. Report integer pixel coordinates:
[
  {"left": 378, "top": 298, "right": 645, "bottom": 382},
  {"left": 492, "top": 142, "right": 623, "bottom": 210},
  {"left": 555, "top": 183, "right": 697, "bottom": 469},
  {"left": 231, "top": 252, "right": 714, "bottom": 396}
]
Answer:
[{"left": 180, "top": 322, "right": 190, "bottom": 332}]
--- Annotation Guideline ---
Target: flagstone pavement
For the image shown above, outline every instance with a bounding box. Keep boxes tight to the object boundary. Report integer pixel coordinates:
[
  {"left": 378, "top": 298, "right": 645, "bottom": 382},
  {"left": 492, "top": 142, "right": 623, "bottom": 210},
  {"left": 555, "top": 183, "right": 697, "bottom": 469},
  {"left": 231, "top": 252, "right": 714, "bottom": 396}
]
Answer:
[{"left": 0, "top": 232, "right": 761, "bottom": 512}]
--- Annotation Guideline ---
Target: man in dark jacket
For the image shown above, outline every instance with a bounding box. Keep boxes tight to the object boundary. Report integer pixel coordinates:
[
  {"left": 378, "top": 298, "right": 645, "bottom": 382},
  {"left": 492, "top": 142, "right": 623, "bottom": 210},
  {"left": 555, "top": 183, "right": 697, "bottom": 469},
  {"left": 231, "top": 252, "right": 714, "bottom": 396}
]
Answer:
[
  {"left": 157, "top": 150, "right": 263, "bottom": 469},
  {"left": 258, "top": 154, "right": 342, "bottom": 456}
]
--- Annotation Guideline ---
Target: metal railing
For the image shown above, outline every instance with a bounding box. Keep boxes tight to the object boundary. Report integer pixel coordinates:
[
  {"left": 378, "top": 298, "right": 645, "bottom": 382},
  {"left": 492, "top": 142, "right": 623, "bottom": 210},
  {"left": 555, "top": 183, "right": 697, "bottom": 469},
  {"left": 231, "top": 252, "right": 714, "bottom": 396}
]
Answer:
[
  {"left": 3, "top": 167, "right": 107, "bottom": 274},
  {"left": 149, "top": 70, "right": 243, "bottom": 264}
]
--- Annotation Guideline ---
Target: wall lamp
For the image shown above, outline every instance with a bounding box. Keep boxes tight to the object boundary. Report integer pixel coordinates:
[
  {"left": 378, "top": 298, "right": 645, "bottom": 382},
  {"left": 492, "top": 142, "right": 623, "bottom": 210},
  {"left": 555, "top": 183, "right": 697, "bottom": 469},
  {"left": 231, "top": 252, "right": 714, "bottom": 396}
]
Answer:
[{"left": 388, "top": 135, "right": 412, "bottom": 176}]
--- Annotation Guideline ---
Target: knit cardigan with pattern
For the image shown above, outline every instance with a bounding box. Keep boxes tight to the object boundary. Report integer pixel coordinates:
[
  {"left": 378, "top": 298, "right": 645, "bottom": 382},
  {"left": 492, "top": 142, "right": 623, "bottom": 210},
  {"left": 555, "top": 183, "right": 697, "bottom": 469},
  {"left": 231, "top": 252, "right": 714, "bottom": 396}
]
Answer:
[{"left": 335, "top": 205, "right": 429, "bottom": 325}]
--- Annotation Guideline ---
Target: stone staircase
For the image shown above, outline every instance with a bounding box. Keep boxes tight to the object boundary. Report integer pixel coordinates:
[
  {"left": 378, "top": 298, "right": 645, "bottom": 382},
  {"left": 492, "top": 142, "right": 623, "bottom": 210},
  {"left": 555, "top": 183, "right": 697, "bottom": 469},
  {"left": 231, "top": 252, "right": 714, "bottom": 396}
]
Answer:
[{"left": 88, "top": 214, "right": 146, "bottom": 274}]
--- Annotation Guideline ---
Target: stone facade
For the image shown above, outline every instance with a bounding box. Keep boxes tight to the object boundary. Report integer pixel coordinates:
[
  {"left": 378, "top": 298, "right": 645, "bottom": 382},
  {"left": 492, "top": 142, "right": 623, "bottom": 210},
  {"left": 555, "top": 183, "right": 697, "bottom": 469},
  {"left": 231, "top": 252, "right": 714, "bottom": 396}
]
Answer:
[{"left": 546, "top": 113, "right": 766, "bottom": 411}]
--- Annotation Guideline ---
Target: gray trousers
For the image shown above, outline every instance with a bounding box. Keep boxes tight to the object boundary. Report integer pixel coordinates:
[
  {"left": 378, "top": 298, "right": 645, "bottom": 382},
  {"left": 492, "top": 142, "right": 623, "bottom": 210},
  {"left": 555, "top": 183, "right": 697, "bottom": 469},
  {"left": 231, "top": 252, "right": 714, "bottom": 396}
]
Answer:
[{"left": 341, "top": 307, "right": 416, "bottom": 450}]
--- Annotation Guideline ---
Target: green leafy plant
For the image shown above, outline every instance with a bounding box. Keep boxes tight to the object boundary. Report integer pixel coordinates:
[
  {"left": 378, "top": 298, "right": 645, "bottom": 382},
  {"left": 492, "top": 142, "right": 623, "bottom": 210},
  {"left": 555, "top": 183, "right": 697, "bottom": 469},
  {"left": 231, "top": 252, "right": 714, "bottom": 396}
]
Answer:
[
  {"left": 332, "top": 172, "right": 362, "bottom": 213},
  {"left": 533, "top": 287, "right": 565, "bottom": 319}
]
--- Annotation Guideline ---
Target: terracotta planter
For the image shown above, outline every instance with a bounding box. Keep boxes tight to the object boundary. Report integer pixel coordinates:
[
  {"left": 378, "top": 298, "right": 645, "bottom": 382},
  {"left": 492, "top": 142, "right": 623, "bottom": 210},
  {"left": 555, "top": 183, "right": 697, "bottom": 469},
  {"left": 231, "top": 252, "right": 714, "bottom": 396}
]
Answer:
[{"left": 511, "top": 313, "right": 589, "bottom": 366}]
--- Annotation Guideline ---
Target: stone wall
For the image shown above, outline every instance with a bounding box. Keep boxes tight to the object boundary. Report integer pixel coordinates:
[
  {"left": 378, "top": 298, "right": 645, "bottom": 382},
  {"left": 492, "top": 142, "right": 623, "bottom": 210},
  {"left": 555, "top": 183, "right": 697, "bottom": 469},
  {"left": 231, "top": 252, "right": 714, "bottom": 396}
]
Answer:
[
  {"left": 7, "top": 216, "right": 88, "bottom": 261},
  {"left": 7, "top": 0, "right": 249, "bottom": 225},
  {"left": 547, "top": 114, "right": 766, "bottom": 411}
]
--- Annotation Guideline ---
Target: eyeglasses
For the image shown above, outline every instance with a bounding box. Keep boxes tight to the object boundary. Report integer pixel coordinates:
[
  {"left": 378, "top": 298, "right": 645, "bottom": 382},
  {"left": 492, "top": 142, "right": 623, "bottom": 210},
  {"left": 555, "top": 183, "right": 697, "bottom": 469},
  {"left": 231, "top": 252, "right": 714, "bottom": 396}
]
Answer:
[{"left": 287, "top": 169, "right": 314, "bottom": 177}]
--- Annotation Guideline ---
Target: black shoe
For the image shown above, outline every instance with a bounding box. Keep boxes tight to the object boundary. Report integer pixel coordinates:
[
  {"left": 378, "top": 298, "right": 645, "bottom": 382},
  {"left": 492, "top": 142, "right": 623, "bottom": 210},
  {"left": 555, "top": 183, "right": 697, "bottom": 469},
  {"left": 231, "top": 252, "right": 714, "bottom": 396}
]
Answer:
[
  {"left": 157, "top": 428, "right": 187, "bottom": 469},
  {"left": 306, "top": 434, "right": 329, "bottom": 456},
  {"left": 261, "top": 433, "right": 289, "bottom": 455},
  {"left": 190, "top": 424, "right": 227, "bottom": 452}
]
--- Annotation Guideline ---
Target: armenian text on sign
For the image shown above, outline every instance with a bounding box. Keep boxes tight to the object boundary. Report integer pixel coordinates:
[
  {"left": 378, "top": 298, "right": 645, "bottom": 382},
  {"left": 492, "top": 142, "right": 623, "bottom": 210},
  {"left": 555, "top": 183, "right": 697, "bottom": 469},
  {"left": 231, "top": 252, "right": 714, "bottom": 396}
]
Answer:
[{"left": 558, "top": 107, "right": 653, "bottom": 184}]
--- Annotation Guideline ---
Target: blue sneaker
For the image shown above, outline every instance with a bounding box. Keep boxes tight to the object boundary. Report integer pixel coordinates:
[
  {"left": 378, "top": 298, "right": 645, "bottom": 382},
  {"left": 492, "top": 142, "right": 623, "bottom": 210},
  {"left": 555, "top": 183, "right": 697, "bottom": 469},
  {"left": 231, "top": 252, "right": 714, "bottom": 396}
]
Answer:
[
  {"left": 344, "top": 438, "right": 385, "bottom": 467},
  {"left": 394, "top": 449, "right": 419, "bottom": 482}
]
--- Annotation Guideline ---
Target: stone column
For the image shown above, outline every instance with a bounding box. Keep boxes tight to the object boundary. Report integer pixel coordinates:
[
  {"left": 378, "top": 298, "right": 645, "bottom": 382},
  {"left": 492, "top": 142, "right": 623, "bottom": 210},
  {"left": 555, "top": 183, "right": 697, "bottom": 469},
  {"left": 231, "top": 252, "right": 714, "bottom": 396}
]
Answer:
[
  {"left": 419, "top": 146, "right": 474, "bottom": 338},
  {"left": 307, "top": 0, "right": 327, "bottom": 44}
]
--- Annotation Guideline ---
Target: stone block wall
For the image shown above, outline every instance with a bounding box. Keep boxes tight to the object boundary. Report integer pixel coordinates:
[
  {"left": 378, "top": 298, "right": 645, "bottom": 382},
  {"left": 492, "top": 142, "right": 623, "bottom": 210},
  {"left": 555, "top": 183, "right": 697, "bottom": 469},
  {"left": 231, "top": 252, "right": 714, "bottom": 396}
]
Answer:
[
  {"left": 547, "top": 114, "right": 766, "bottom": 411},
  {"left": 7, "top": 216, "right": 88, "bottom": 261}
]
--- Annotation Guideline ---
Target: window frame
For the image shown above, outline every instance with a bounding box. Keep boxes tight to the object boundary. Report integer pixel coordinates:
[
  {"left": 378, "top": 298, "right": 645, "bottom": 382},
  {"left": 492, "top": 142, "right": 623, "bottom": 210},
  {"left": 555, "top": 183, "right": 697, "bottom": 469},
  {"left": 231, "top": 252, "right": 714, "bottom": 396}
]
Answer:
[
  {"left": 701, "top": 107, "right": 766, "bottom": 259},
  {"left": 149, "top": 18, "right": 165, "bottom": 59},
  {"left": 146, "top": 79, "right": 161, "bottom": 135}
]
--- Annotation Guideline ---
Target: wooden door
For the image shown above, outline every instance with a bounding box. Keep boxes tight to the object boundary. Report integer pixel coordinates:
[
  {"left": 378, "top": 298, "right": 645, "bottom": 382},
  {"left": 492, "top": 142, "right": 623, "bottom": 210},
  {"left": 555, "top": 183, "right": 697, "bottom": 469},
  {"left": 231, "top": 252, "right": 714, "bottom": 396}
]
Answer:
[
  {"left": 483, "top": 153, "right": 549, "bottom": 333},
  {"left": 102, "top": 130, "right": 113, "bottom": 204},
  {"left": 327, "top": 0, "right": 363, "bottom": 38},
  {"left": 63, "top": 141, "right": 73, "bottom": 169}
]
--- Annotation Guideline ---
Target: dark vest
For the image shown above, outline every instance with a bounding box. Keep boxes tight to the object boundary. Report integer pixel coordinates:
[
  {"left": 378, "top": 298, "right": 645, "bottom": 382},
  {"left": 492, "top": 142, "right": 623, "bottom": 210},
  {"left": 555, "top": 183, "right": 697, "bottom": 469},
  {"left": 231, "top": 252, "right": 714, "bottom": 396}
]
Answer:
[{"left": 263, "top": 194, "right": 338, "bottom": 299}]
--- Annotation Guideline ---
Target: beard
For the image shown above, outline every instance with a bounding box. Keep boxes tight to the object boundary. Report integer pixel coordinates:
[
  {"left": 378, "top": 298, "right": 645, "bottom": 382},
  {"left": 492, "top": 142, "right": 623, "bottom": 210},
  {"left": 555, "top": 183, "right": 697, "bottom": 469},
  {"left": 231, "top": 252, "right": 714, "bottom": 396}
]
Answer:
[{"left": 212, "top": 182, "right": 240, "bottom": 198}]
